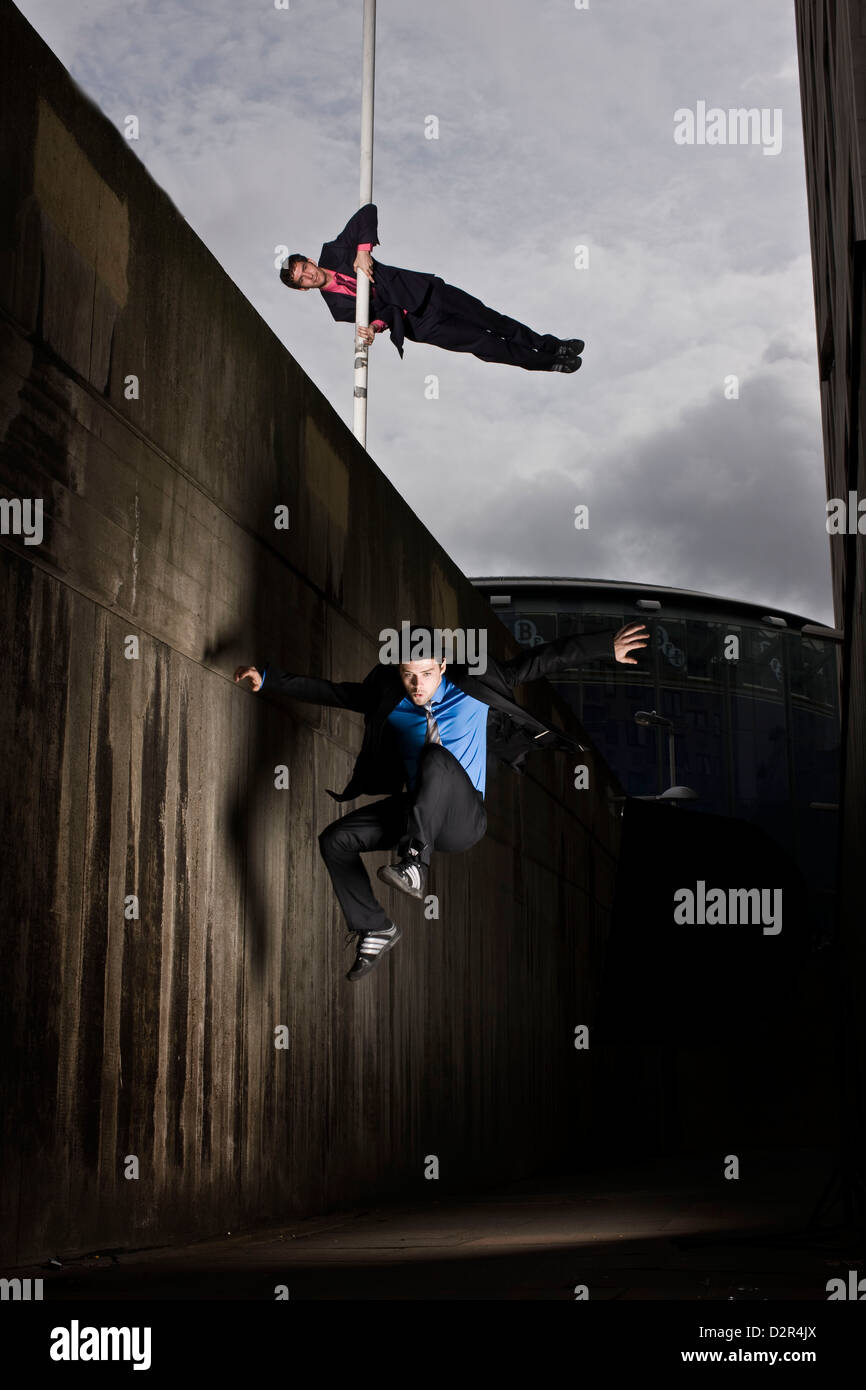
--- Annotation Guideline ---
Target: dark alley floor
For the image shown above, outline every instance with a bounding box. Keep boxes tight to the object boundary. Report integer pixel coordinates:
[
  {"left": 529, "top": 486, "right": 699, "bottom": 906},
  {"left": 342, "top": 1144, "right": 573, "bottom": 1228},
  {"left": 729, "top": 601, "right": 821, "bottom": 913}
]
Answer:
[{"left": 16, "top": 1149, "right": 865, "bottom": 1301}]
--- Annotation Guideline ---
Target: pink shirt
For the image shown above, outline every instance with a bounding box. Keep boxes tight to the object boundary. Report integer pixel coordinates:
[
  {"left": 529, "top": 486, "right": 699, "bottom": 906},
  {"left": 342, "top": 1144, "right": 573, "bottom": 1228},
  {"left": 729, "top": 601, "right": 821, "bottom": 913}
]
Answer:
[{"left": 320, "top": 244, "right": 403, "bottom": 332}]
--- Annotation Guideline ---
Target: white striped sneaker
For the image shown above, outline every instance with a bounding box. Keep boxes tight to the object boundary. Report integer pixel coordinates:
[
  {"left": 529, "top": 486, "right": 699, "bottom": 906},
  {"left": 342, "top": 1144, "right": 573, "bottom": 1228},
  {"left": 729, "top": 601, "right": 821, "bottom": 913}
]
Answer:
[
  {"left": 345, "top": 921, "right": 402, "bottom": 981},
  {"left": 376, "top": 855, "right": 427, "bottom": 900}
]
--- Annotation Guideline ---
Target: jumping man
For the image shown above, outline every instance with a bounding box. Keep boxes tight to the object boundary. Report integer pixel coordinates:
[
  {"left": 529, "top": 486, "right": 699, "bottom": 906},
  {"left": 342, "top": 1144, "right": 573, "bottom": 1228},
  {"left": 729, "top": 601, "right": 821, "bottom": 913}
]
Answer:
[{"left": 234, "top": 622, "right": 648, "bottom": 981}]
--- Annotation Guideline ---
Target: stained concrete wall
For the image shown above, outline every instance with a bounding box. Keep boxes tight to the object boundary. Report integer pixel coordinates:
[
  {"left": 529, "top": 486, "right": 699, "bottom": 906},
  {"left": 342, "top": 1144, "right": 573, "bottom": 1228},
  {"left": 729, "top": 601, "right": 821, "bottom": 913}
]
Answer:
[
  {"left": 0, "top": 1, "right": 624, "bottom": 1264},
  {"left": 795, "top": 0, "right": 866, "bottom": 1138}
]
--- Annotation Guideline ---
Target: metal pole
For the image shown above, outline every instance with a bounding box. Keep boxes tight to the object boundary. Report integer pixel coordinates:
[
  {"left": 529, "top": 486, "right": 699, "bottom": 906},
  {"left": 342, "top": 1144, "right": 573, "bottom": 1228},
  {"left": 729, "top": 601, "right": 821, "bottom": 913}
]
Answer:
[{"left": 353, "top": 0, "right": 376, "bottom": 446}]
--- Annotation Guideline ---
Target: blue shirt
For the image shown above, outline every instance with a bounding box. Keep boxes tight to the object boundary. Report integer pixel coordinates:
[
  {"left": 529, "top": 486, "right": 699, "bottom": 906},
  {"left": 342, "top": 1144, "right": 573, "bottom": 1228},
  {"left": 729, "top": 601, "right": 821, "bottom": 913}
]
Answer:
[{"left": 386, "top": 676, "right": 488, "bottom": 796}]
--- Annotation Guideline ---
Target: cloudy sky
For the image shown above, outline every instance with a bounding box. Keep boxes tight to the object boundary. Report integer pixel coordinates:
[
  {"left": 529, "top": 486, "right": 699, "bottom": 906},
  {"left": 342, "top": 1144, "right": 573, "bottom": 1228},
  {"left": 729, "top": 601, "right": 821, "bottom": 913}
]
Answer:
[{"left": 16, "top": 0, "right": 834, "bottom": 624}]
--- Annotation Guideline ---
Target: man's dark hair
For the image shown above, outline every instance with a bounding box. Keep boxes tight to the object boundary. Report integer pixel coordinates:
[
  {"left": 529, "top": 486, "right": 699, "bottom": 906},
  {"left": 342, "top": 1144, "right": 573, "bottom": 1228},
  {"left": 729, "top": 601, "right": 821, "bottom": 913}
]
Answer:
[{"left": 280, "top": 254, "right": 308, "bottom": 289}]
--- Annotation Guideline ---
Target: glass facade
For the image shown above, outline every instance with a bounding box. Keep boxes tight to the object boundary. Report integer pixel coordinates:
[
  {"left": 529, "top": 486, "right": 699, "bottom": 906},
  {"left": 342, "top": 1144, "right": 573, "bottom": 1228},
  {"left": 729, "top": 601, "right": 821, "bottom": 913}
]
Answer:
[{"left": 475, "top": 586, "right": 841, "bottom": 942}]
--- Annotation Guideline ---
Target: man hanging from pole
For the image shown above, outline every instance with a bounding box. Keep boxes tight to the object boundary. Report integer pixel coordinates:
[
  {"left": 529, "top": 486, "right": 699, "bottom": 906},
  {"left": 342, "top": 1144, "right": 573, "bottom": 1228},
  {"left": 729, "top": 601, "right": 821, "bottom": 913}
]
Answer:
[
  {"left": 280, "top": 204, "right": 585, "bottom": 374},
  {"left": 234, "top": 620, "right": 647, "bottom": 982}
]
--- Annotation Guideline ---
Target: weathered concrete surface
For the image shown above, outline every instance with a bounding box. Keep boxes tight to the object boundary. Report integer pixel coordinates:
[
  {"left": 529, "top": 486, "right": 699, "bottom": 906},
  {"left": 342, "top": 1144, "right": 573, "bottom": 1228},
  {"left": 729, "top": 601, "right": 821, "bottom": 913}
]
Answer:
[
  {"left": 0, "top": 2, "right": 625, "bottom": 1265},
  {"left": 795, "top": 1, "right": 866, "bottom": 1152}
]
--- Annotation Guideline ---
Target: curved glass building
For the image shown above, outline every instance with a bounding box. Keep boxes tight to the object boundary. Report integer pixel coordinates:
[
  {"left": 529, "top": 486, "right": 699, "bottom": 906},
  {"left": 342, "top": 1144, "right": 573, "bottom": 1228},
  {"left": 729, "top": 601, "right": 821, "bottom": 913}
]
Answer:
[{"left": 471, "top": 577, "right": 841, "bottom": 942}]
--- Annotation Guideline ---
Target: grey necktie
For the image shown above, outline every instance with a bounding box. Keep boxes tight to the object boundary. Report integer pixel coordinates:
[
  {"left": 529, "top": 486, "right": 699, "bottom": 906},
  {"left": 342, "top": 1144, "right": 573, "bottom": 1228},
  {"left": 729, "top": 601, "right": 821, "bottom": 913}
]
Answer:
[{"left": 423, "top": 701, "right": 441, "bottom": 745}]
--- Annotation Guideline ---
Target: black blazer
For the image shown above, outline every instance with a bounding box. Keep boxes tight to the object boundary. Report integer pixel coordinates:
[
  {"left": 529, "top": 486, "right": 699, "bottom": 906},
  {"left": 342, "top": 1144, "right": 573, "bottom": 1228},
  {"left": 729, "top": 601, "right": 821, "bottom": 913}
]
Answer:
[
  {"left": 258, "top": 626, "right": 617, "bottom": 803},
  {"left": 317, "top": 204, "right": 436, "bottom": 359}
]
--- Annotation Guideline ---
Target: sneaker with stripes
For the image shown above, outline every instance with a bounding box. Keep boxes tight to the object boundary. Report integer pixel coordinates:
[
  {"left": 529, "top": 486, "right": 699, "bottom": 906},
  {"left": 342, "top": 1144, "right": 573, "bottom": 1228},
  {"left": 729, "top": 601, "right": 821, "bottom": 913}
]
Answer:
[
  {"left": 376, "top": 852, "right": 427, "bottom": 900},
  {"left": 345, "top": 921, "right": 402, "bottom": 981}
]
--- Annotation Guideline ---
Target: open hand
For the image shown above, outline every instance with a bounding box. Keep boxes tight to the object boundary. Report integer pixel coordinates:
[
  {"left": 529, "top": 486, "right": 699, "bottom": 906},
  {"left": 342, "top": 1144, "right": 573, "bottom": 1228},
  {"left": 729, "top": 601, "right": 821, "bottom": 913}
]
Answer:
[{"left": 613, "top": 623, "right": 650, "bottom": 665}]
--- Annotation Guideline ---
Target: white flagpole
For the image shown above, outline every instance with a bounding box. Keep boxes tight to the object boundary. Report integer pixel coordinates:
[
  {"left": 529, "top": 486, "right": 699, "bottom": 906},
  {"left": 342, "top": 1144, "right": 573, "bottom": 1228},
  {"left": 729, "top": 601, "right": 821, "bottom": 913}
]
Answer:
[{"left": 353, "top": 0, "right": 376, "bottom": 446}]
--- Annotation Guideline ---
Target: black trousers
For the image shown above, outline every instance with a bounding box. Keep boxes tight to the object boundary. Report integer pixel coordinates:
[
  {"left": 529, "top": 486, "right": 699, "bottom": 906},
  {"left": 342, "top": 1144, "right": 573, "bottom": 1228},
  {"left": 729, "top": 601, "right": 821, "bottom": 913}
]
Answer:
[
  {"left": 318, "top": 744, "right": 487, "bottom": 934},
  {"left": 402, "top": 277, "right": 566, "bottom": 370}
]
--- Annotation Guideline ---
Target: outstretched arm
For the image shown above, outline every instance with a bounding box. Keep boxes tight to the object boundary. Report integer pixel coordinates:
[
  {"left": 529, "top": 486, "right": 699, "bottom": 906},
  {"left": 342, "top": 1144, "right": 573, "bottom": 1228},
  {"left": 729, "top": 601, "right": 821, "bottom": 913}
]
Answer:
[
  {"left": 234, "top": 663, "right": 373, "bottom": 713},
  {"left": 499, "top": 623, "right": 649, "bottom": 689}
]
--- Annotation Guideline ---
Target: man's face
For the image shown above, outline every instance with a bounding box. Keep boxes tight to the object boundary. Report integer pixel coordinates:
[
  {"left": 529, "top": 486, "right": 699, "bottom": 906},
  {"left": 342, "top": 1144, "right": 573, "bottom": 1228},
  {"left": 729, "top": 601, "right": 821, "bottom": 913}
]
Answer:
[
  {"left": 291, "top": 258, "right": 327, "bottom": 290},
  {"left": 399, "top": 660, "right": 446, "bottom": 705}
]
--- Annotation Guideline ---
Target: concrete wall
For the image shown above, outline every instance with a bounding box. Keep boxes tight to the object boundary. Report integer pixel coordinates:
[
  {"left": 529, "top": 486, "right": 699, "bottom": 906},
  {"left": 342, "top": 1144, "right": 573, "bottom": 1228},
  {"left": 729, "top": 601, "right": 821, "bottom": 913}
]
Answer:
[
  {"left": 0, "top": 1, "right": 623, "bottom": 1265},
  {"left": 795, "top": 0, "right": 866, "bottom": 1135}
]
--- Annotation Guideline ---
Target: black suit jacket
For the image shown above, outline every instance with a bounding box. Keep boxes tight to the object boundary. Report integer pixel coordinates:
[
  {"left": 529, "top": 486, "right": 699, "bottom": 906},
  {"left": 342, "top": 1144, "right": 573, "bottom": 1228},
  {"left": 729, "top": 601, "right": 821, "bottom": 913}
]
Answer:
[
  {"left": 317, "top": 204, "right": 436, "bottom": 359},
  {"left": 258, "top": 627, "right": 616, "bottom": 802}
]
